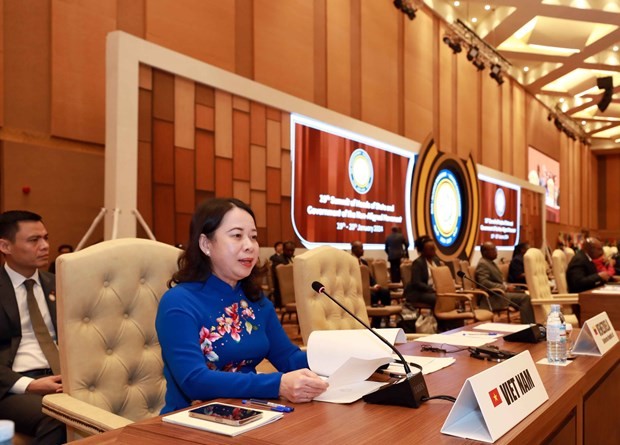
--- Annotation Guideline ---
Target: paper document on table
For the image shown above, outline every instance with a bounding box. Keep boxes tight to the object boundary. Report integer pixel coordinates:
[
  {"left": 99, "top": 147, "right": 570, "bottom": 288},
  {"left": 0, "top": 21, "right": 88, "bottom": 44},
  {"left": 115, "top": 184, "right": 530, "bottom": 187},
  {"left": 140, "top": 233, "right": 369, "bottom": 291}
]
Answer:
[
  {"left": 592, "top": 285, "right": 620, "bottom": 294},
  {"left": 473, "top": 323, "right": 532, "bottom": 333},
  {"left": 413, "top": 333, "right": 499, "bottom": 347},
  {"left": 387, "top": 354, "right": 455, "bottom": 375},
  {"left": 307, "top": 328, "right": 405, "bottom": 403}
]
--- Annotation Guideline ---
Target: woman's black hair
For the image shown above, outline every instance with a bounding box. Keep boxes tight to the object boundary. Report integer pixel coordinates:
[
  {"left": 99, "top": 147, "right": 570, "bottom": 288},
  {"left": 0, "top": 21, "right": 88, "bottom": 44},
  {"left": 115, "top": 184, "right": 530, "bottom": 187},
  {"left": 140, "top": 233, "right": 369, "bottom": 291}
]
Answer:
[
  {"left": 414, "top": 235, "right": 433, "bottom": 253},
  {"left": 169, "top": 198, "right": 265, "bottom": 301}
]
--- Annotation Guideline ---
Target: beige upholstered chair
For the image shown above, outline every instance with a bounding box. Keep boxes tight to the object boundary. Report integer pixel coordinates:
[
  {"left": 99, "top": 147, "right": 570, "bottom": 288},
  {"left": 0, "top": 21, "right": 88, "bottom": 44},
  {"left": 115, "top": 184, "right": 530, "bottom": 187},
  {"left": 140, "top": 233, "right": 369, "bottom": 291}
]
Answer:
[
  {"left": 564, "top": 247, "right": 575, "bottom": 264},
  {"left": 524, "top": 248, "right": 579, "bottom": 327},
  {"left": 41, "top": 238, "right": 181, "bottom": 441},
  {"left": 359, "top": 265, "right": 402, "bottom": 324},
  {"left": 431, "top": 266, "right": 493, "bottom": 330},
  {"left": 399, "top": 260, "right": 412, "bottom": 289},
  {"left": 293, "top": 246, "right": 369, "bottom": 345},
  {"left": 275, "top": 264, "right": 298, "bottom": 324}
]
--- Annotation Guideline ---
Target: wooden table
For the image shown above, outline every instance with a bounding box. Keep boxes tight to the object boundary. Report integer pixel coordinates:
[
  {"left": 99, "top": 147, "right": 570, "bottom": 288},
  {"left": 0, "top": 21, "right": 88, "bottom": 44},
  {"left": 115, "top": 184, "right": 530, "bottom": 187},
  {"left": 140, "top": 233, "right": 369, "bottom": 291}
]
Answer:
[
  {"left": 579, "top": 287, "right": 620, "bottom": 328},
  {"left": 74, "top": 333, "right": 619, "bottom": 445}
]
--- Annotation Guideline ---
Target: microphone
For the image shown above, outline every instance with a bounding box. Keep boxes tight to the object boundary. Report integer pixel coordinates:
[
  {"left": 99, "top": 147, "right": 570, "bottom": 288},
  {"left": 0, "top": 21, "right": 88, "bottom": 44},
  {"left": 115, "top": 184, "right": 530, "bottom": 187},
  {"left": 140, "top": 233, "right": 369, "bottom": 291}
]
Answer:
[
  {"left": 456, "top": 270, "right": 521, "bottom": 310},
  {"left": 311, "top": 281, "right": 429, "bottom": 408}
]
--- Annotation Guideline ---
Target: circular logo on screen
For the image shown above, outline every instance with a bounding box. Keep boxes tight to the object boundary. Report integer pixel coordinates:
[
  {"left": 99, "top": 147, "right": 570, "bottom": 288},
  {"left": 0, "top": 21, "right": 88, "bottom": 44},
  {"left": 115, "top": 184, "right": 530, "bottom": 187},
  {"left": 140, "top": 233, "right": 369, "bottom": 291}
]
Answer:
[
  {"left": 494, "top": 188, "right": 506, "bottom": 218},
  {"left": 430, "top": 169, "right": 462, "bottom": 247},
  {"left": 348, "top": 149, "right": 374, "bottom": 194}
]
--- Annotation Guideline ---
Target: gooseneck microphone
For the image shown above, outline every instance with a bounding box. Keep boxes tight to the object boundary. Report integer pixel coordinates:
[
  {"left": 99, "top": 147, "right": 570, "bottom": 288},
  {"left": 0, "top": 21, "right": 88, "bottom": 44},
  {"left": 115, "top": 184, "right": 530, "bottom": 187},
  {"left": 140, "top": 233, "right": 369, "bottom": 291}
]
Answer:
[
  {"left": 456, "top": 271, "right": 521, "bottom": 310},
  {"left": 311, "top": 281, "right": 429, "bottom": 408}
]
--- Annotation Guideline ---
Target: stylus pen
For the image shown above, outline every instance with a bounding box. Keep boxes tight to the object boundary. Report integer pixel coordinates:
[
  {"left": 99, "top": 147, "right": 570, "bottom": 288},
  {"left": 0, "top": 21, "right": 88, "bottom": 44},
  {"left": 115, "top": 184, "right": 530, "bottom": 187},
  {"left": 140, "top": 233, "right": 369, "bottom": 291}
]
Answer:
[{"left": 242, "top": 399, "right": 295, "bottom": 412}]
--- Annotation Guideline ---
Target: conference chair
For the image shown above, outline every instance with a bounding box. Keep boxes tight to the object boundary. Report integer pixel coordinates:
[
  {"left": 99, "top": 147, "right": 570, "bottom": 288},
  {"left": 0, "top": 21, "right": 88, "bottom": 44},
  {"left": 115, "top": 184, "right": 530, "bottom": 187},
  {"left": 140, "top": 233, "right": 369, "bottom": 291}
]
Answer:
[
  {"left": 275, "top": 264, "right": 298, "bottom": 325},
  {"left": 399, "top": 260, "right": 412, "bottom": 289},
  {"left": 431, "top": 266, "right": 493, "bottom": 331},
  {"left": 41, "top": 238, "right": 182, "bottom": 441},
  {"left": 360, "top": 264, "right": 402, "bottom": 326},
  {"left": 465, "top": 265, "right": 513, "bottom": 322},
  {"left": 260, "top": 258, "right": 274, "bottom": 303},
  {"left": 524, "top": 248, "right": 579, "bottom": 327},
  {"left": 564, "top": 246, "right": 575, "bottom": 264},
  {"left": 372, "top": 258, "right": 403, "bottom": 302},
  {"left": 292, "top": 246, "right": 370, "bottom": 345}
]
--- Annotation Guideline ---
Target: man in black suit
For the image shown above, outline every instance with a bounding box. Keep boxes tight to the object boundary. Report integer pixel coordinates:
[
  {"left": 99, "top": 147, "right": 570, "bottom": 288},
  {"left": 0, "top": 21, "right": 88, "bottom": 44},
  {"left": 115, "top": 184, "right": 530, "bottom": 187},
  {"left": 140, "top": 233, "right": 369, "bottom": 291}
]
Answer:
[
  {"left": 351, "top": 241, "right": 391, "bottom": 307},
  {"left": 384, "top": 227, "right": 409, "bottom": 283},
  {"left": 566, "top": 237, "right": 611, "bottom": 293},
  {"left": 0, "top": 210, "right": 65, "bottom": 444},
  {"left": 271, "top": 240, "right": 296, "bottom": 308}
]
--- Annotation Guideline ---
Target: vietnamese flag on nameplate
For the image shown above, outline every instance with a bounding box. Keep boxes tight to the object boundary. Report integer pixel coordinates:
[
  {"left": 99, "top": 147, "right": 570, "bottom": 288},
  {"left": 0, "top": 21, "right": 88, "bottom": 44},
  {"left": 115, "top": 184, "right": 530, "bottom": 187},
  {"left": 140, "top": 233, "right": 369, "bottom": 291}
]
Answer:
[{"left": 489, "top": 388, "right": 502, "bottom": 407}]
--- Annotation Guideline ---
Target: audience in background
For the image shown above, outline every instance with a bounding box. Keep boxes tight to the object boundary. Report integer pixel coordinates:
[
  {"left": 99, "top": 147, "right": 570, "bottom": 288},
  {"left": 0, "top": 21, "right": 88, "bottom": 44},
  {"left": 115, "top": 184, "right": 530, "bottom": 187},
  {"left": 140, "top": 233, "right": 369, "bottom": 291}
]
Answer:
[
  {"left": 48, "top": 244, "right": 74, "bottom": 274},
  {"left": 475, "top": 241, "right": 535, "bottom": 324},
  {"left": 384, "top": 226, "right": 409, "bottom": 283},
  {"left": 156, "top": 199, "right": 326, "bottom": 413},
  {"left": 508, "top": 242, "right": 529, "bottom": 284},
  {"left": 566, "top": 237, "right": 612, "bottom": 293},
  {"left": 270, "top": 241, "right": 296, "bottom": 308},
  {"left": 0, "top": 210, "right": 66, "bottom": 444},
  {"left": 403, "top": 235, "right": 440, "bottom": 309},
  {"left": 269, "top": 241, "right": 284, "bottom": 264}
]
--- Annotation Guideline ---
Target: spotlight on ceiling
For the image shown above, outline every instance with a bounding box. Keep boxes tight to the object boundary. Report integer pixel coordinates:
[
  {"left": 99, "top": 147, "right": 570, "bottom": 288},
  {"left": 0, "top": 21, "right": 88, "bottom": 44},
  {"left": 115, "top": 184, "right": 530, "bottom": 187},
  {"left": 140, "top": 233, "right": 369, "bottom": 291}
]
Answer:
[
  {"left": 442, "top": 35, "right": 462, "bottom": 54},
  {"left": 473, "top": 59, "right": 485, "bottom": 71},
  {"left": 466, "top": 46, "right": 479, "bottom": 62},
  {"left": 596, "top": 76, "right": 614, "bottom": 112},
  {"left": 393, "top": 0, "right": 417, "bottom": 20},
  {"left": 489, "top": 64, "right": 504, "bottom": 85}
]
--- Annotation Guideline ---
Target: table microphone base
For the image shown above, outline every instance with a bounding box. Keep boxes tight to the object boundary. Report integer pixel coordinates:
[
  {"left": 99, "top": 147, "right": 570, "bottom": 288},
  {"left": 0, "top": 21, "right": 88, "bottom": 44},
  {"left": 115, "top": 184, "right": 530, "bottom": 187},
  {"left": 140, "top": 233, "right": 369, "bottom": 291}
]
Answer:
[{"left": 363, "top": 372, "right": 429, "bottom": 408}]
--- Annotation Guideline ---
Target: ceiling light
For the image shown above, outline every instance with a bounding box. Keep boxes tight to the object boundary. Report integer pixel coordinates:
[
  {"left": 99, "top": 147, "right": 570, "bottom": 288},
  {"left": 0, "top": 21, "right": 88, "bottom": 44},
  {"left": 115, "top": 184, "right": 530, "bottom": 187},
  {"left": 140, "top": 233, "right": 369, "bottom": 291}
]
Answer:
[
  {"left": 484, "top": 5, "right": 491, "bottom": 11},
  {"left": 523, "top": 66, "right": 529, "bottom": 72},
  {"left": 467, "top": 46, "right": 479, "bottom": 61},
  {"left": 471, "top": 17, "right": 478, "bottom": 23},
  {"left": 443, "top": 35, "right": 462, "bottom": 54},
  {"left": 581, "top": 121, "right": 586, "bottom": 125},
  {"left": 454, "top": 1, "right": 460, "bottom": 6},
  {"left": 489, "top": 64, "right": 504, "bottom": 85},
  {"left": 559, "top": 98, "right": 565, "bottom": 103},
  {"left": 613, "top": 46, "right": 619, "bottom": 52},
  {"left": 473, "top": 59, "right": 485, "bottom": 71}
]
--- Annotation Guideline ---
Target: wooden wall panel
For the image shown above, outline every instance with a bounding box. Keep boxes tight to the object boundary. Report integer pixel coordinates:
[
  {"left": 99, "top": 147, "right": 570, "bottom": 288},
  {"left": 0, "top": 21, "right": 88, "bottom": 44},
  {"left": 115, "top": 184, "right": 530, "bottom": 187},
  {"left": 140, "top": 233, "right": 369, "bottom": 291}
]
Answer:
[
  {"left": 195, "top": 104, "right": 215, "bottom": 131},
  {"left": 137, "top": 141, "right": 153, "bottom": 228},
  {"left": 175, "top": 213, "right": 192, "bottom": 247},
  {"left": 250, "top": 102, "right": 267, "bottom": 146},
  {"left": 266, "top": 168, "right": 281, "bottom": 204},
  {"left": 437, "top": 29, "right": 455, "bottom": 152},
  {"left": 235, "top": 0, "right": 254, "bottom": 78},
  {"left": 117, "top": 0, "right": 145, "bottom": 37},
  {"left": 266, "top": 204, "right": 282, "bottom": 247},
  {"left": 174, "top": 147, "right": 195, "bottom": 214},
  {"left": 480, "top": 73, "right": 501, "bottom": 168},
  {"left": 281, "top": 150, "right": 291, "bottom": 198},
  {"left": 152, "top": 120, "right": 174, "bottom": 184},
  {"left": 138, "top": 89, "right": 152, "bottom": 142},
  {"left": 456, "top": 56, "right": 480, "bottom": 160},
  {"left": 511, "top": 85, "right": 526, "bottom": 179},
  {"left": 195, "top": 130, "right": 214, "bottom": 191},
  {"left": 266, "top": 119, "right": 281, "bottom": 168},
  {"left": 280, "top": 112, "right": 290, "bottom": 150},
  {"left": 139, "top": 64, "right": 152, "bottom": 89},
  {"left": 51, "top": 0, "right": 115, "bottom": 143},
  {"left": 254, "top": 0, "right": 315, "bottom": 102},
  {"left": 196, "top": 84, "right": 215, "bottom": 106},
  {"left": 403, "top": 10, "right": 434, "bottom": 144},
  {"left": 0, "top": 0, "right": 4, "bottom": 128},
  {"left": 174, "top": 76, "right": 195, "bottom": 149},
  {"left": 146, "top": 0, "right": 235, "bottom": 72},
  {"left": 232, "top": 111, "right": 250, "bottom": 180},
  {"left": 250, "top": 190, "right": 267, "bottom": 227},
  {"left": 153, "top": 70, "right": 175, "bottom": 121},
  {"left": 501, "top": 83, "right": 512, "bottom": 172},
  {"left": 360, "top": 1, "right": 399, "bottom": 133},
  {"left": 233, "top": 180, "right": 251, "bottom": 205},
  {"left": 214, "top": 157, "right": 233, "bottom": 197},
  {"left": 215, "top": 90, "right": 233, "bottom": 158},
  {"left": 250, "top": 144, "right": 267, "bottom": 191},
  {"left": 4, "top": 0, "right": 51, "bottom": 132},
  {"left": 604, "top": 155, "right": 620, "bottom": 229},
  {"left": 326, "top": 0, "right": 351, "bottom": 116}
]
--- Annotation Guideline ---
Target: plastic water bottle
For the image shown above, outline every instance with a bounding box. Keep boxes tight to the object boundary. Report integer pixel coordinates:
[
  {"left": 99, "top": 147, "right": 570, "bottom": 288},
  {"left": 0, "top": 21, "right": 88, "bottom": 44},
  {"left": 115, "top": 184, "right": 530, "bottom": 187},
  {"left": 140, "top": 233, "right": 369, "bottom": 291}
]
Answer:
[
  {"left": 546, "top": 304, "right": 567, "bottom": 363},
  {"left": 0, "top": 420, "right": 14, "bottom": 445}
]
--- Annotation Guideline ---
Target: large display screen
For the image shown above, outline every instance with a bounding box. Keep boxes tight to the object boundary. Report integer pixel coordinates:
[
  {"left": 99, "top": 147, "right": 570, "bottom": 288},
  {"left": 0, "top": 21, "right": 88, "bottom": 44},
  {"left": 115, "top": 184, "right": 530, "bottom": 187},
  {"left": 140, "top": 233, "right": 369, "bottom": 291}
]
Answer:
[
  {"left": 478, "top": 175, "right": 520, "bottom": 249},
  {"left": 291, "top": 114, "right": 415, "bottom": 249},
  {"left": 527, "top": 146, "right": 559, "bottom": 222}
]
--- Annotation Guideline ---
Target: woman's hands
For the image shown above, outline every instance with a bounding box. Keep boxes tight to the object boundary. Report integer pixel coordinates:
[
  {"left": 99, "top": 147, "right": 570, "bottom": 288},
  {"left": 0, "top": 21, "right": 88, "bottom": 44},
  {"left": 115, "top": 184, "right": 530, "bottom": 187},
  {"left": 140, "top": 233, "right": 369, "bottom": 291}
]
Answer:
[{"left": 279, "top": 368, "right": 328, "bottom": 403}]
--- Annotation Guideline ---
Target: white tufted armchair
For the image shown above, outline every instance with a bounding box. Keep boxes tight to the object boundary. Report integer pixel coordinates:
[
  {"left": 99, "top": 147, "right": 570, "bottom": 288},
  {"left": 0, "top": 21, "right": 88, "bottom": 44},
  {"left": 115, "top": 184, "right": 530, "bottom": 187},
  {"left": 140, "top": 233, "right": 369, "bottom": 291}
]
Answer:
[
  {"left": 293, "top": 246, "right": 369, "bottom": 345},
  {"left": 524, "top": 248, "right": 579, "bottom": 327},
  {"left": 41, "top": 238, "right": 181, "bottom": 441}
]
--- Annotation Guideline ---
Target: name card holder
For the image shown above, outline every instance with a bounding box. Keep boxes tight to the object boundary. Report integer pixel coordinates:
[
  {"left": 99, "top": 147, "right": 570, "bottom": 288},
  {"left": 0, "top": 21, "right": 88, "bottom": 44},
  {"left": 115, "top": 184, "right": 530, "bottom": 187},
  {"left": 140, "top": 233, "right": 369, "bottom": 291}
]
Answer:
[
  {"left": 572, "top": 311, "right": 619, "bottom": 356},
  {"left": 441, "top": 351, "right": 548, "bottom": 443}
]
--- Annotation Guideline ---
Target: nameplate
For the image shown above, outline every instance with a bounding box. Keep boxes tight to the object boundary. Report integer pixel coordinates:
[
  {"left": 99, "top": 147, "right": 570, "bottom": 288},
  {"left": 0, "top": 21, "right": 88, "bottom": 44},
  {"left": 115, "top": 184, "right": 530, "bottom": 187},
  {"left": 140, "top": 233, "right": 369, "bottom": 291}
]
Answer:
[
  {"left": 441, "top": 351, "right": 548, "bottom": 443},
  {"left": 572, "top": 311, "right": 618, "bottom": 356}
]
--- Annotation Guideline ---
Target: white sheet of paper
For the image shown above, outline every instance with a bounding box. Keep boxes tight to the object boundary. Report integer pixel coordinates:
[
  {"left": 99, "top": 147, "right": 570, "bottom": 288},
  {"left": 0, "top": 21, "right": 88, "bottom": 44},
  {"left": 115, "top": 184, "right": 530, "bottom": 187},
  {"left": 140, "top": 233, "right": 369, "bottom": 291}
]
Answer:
[
  {"left": 313, "top": 380, "right": 387, "bottom": 404},
  {"left": 328, "top": 356, "right": 391, "bottom": 387},
  {"left": 387, "top": 354, "right": 455, "bottom": 375},
  {"left": 307, "top": 329, "right": 403, "bottom": 376},
  {"left": 473, "top": 323, "right": 532, "bottom": 333},
  {"left": 413, "top": 333, "right": 499, "bottom": 347},
  {"left": 536, "top": 358, "right": 572, "bottom": 367}
]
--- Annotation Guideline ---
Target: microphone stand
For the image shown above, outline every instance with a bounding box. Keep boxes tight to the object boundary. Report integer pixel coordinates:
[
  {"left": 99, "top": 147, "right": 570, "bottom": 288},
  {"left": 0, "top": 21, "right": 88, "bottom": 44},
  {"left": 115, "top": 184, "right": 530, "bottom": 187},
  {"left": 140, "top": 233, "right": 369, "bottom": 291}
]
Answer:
[
  {"left": 312, "top": 281, "right": 429, "bottom": 408},
  {"left": 457, "top": 271, "right": 521, "bottom": 311}
]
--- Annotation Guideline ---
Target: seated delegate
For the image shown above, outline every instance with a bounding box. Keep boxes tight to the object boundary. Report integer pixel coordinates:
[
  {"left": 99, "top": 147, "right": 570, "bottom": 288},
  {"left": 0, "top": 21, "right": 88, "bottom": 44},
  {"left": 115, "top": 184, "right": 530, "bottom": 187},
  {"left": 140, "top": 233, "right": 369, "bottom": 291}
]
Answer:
[{"left": 156, "top": 198, "right": 327, "bottom": 413}]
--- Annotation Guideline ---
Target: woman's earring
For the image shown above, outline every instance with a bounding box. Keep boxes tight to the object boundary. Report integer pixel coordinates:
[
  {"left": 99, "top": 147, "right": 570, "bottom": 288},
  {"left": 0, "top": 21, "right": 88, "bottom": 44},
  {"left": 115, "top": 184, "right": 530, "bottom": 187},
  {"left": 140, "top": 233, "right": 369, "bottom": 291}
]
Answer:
[{"left": 206, "top": 250, "right": 211, "bottom": 256}]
